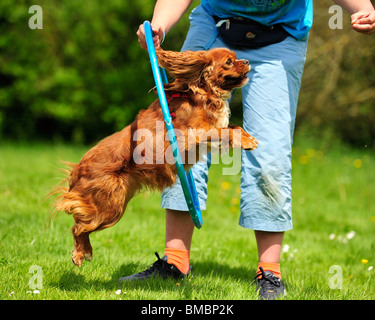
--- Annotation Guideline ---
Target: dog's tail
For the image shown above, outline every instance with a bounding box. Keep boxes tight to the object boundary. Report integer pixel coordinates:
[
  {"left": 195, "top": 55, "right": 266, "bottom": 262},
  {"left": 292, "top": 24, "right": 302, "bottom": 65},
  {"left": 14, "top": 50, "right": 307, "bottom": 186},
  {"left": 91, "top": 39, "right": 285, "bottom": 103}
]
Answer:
[
  {"left": 49, "top": 162, "right": 96, "bottom": 231},
  {"left": 49, "top": 161, "right": 98, "bottom": 235},
  {"left": 48, "top": 161, "right": 76, "bottom": 221},
  {"left": 55, "top": 191, "right": 99, "bottom": 235},
  {"left": 50, "top": 160, "right": 131, "bottom": 236}
]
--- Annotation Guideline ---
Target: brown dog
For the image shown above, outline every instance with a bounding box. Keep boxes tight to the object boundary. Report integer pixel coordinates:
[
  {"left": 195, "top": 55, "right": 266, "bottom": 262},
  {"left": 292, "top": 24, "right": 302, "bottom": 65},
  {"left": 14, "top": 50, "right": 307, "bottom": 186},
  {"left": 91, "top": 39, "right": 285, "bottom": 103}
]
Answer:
[{"left": 53, "top": 48, "right": 258, "bottom": 267}]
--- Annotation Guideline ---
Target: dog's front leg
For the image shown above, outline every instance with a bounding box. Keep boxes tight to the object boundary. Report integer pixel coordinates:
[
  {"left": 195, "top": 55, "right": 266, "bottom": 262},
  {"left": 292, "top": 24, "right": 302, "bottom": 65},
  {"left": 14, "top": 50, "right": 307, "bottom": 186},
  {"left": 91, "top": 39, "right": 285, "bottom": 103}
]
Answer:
[
  {"left": 185, "top": 126, "right": 258, "bottom": 151},
  {"left": 181, "top": 126, "right": 257, "bottom": 165}
]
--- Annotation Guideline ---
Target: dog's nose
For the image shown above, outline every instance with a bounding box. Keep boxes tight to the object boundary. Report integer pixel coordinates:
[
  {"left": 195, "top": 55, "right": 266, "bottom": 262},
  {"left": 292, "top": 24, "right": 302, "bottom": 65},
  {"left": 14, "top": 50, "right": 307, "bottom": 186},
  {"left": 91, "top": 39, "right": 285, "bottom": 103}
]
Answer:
[{"left": 242, "top": 59, "right": 250, "bottom": 66}]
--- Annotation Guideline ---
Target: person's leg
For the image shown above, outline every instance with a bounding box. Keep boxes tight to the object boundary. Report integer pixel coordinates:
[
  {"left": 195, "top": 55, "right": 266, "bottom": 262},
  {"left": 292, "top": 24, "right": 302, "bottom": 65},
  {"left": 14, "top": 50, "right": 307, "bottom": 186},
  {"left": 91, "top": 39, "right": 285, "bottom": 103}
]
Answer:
[
  {"left": 160, "top": 6, "right": 227, "bottom": 272},
  {"left": 161, "top": 154, "right": 210, "bottom": 272},
  {"left": 163, "top": 209, "right": 194, "bottom": 274},
  {"left": 255, "top": 231, "right": 284, "bottom": 263},
  {"left": 165, "top": 209, "right": 194, "bottom": 250},
  {"left": 255, "top": 230, "right": 284, "bottom": 278},
  {"left": 236, "top": 36, "right": 308, "bottom": 296}
]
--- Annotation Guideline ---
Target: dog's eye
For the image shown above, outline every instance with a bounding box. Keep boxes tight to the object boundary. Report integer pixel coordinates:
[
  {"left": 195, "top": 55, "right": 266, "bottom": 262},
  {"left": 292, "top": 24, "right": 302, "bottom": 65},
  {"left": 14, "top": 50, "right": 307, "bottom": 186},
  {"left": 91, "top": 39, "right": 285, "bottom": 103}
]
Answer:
[{"left": 225, "top": 59, "right": 233, "bottom": 65}]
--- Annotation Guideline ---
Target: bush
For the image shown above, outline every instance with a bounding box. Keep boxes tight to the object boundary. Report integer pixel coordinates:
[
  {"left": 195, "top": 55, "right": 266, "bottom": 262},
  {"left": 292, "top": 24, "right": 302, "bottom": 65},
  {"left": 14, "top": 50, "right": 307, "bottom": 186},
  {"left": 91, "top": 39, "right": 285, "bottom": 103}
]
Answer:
[{"left": 0, "top": 0, "right": 191, "bottom": 143}]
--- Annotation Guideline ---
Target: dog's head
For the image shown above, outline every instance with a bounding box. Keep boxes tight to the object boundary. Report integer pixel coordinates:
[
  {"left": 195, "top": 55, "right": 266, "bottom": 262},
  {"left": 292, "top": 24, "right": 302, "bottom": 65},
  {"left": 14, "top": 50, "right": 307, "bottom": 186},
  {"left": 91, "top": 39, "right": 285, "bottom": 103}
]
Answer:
[{"left": 156, "top": 48, "right": 250, "bottom": 98}]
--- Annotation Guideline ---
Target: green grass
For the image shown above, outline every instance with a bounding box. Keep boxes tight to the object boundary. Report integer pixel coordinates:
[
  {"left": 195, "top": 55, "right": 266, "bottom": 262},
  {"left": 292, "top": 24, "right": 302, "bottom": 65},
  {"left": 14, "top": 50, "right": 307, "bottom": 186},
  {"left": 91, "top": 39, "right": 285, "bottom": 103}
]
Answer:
[{"left": 0, "top": 137, "right": 374, "bottom": 300}]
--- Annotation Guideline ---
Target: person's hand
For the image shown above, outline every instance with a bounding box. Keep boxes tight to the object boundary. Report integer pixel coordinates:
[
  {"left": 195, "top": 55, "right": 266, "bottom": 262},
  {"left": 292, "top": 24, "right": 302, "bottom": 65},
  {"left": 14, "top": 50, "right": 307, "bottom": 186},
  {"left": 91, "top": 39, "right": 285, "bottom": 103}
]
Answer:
[
  {"left": 136, "top": 23, "right": 165, "bottom": 51},
  {"left": 351, "top": 10, "right": 375, "bottom": 34}
]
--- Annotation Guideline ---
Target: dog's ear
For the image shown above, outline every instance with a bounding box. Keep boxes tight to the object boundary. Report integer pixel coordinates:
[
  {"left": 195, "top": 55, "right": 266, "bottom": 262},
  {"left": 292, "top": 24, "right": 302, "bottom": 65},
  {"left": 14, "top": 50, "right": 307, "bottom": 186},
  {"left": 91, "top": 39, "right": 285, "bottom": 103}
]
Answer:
[{"left": 155, "top": 48, "right": 211, "bottom": 83}]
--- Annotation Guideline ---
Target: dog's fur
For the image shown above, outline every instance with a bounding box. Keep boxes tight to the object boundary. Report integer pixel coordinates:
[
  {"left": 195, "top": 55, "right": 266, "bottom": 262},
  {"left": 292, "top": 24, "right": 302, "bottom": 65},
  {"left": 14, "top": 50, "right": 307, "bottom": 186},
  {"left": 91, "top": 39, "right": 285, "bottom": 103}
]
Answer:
[{"left": 53, "top": 47, "right": 258, "bottom": 267}]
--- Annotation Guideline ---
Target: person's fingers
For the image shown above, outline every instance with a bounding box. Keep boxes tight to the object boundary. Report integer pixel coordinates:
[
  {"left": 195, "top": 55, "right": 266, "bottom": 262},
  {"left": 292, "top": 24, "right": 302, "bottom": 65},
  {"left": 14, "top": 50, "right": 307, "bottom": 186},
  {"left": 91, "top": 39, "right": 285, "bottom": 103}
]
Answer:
[
  {"left": 152, "top": 25, "right": 165, "bottom": 48},
  {"left": 352, "top": 23, "right": 375, "bottom": 34},
  {"left": 354, "top": 16, "right": 373, "bottom": 24},
  {"left": 351, "top": 11, "right": 375, "bottom": 34},
  {"left": 137, "top": 23, "right": 163, "bottom": 50},
  {"left": 136, "top": 24, "right": 148, "bottom": 50}
]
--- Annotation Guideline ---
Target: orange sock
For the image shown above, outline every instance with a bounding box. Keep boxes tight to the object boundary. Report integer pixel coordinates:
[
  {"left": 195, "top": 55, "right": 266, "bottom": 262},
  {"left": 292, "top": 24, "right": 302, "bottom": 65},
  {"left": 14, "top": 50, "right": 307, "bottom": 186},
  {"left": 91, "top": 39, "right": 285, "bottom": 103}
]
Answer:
[
  {"left": 164, "top": 248, "right": 190, "bottom": 274},
  {"left": 257, "top": 262, "right": 281, "bottom": 279}
]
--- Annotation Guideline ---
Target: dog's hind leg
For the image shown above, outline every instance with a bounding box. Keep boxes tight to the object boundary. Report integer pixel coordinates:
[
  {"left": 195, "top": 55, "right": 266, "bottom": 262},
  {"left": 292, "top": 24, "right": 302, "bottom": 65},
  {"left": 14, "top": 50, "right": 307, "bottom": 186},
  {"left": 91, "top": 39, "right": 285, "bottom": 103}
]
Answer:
[
  {"left": 71, "top": 212, "right": 103, "bottom": 267},
  {"left": 63, "top": 175, "right": 137, "bottom": 267},
  {"left": 70, "top": 184, "right": 133, "bottom": 267},
  {"left": 55, "top": 192, "right": 96, "bottom": 267},
  {"left": 71, "top": 226, "right": 92, "bottom": 267}
]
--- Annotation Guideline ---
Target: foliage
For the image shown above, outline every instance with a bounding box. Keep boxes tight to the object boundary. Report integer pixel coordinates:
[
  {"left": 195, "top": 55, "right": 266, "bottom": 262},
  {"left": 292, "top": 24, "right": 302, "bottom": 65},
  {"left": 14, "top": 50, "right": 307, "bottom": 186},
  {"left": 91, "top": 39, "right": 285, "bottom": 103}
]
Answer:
[
  {"left": 0, "top": 0, "right": 374, "bottom": 146},
  {"left": 0, "top": 0, "right": 190, "bottom": 143}
]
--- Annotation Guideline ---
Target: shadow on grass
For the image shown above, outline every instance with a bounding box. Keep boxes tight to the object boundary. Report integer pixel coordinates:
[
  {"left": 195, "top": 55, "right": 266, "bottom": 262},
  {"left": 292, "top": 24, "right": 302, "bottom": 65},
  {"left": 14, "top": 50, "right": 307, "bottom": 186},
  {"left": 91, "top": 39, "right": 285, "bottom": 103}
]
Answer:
[
  {"left": 54, "top": 262, "right": 140, "bottom": 292},
  {"left": 53, "top": 260, "right": 257, "bottom": 299},
  {"left": 192, "top": 260, "right": 256, "bottom": 281},
  {"left": 116, "top": 260, "right": 257, "bottom": 299}
]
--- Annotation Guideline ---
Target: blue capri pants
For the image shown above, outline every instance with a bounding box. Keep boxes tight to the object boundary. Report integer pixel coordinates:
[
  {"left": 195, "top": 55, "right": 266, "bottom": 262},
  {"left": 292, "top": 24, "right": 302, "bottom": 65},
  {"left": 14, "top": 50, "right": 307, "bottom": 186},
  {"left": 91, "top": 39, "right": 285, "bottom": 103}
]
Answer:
[{"left": 161, "top": 5, "right": 308, "bottom": 232}]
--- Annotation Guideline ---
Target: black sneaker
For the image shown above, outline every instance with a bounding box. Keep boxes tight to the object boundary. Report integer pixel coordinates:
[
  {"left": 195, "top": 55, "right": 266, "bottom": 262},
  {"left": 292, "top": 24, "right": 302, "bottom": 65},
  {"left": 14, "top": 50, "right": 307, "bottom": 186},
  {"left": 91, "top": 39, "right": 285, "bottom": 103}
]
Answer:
[
  {"left": 119, "top": 252, "right": 192, "bottom": 282},
  {"left": 253, "top": 267, "right": 285, "bottom": 300}
]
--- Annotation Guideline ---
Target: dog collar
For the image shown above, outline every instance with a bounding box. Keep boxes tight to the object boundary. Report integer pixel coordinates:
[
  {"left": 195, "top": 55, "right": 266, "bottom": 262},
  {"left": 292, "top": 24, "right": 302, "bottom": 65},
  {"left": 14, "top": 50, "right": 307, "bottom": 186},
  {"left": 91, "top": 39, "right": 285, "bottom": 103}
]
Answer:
[{"left": 166, "top": 93, "right": 189, "bottom": 120}]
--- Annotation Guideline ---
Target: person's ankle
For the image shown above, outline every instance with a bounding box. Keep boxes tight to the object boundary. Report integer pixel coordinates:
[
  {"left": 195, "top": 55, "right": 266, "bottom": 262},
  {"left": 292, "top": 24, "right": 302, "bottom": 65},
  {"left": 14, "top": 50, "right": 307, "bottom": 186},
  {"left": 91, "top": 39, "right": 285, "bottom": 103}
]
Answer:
[
  {"left": 164, "top": 248, "right": 190, "bottom": 274},
  {"left": 257, "top": 261, "right": 281, "bottom": 279}
]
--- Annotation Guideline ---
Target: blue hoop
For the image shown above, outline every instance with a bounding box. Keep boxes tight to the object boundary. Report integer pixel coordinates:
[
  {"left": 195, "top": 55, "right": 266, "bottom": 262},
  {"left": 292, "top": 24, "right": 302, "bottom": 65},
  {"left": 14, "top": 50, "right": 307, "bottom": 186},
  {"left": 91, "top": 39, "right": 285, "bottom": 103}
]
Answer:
[{"left": 143, "top": 21, "right": 203, "bottom": 229}]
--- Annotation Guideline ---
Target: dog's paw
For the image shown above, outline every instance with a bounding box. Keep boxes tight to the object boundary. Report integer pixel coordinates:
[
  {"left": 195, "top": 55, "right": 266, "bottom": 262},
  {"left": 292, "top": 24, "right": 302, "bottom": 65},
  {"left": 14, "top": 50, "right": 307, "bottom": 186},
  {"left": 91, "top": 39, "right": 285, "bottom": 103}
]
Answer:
[
  {"left": 241, "top": 133, "right": 258, "bottom": 151},
  {"left": 72, "top": 250, "right": 85, "bottom": 267},
  {"left": 231, "top": 130, "right": 258, "bottom": 150}
]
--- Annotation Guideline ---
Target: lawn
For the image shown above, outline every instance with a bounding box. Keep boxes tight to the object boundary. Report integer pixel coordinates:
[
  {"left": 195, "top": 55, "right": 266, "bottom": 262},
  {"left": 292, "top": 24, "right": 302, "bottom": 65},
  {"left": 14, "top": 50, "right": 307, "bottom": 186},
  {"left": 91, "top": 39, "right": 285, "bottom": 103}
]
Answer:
[{"left": 0, "top": 136, "right": 374, "bottom": 301}]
